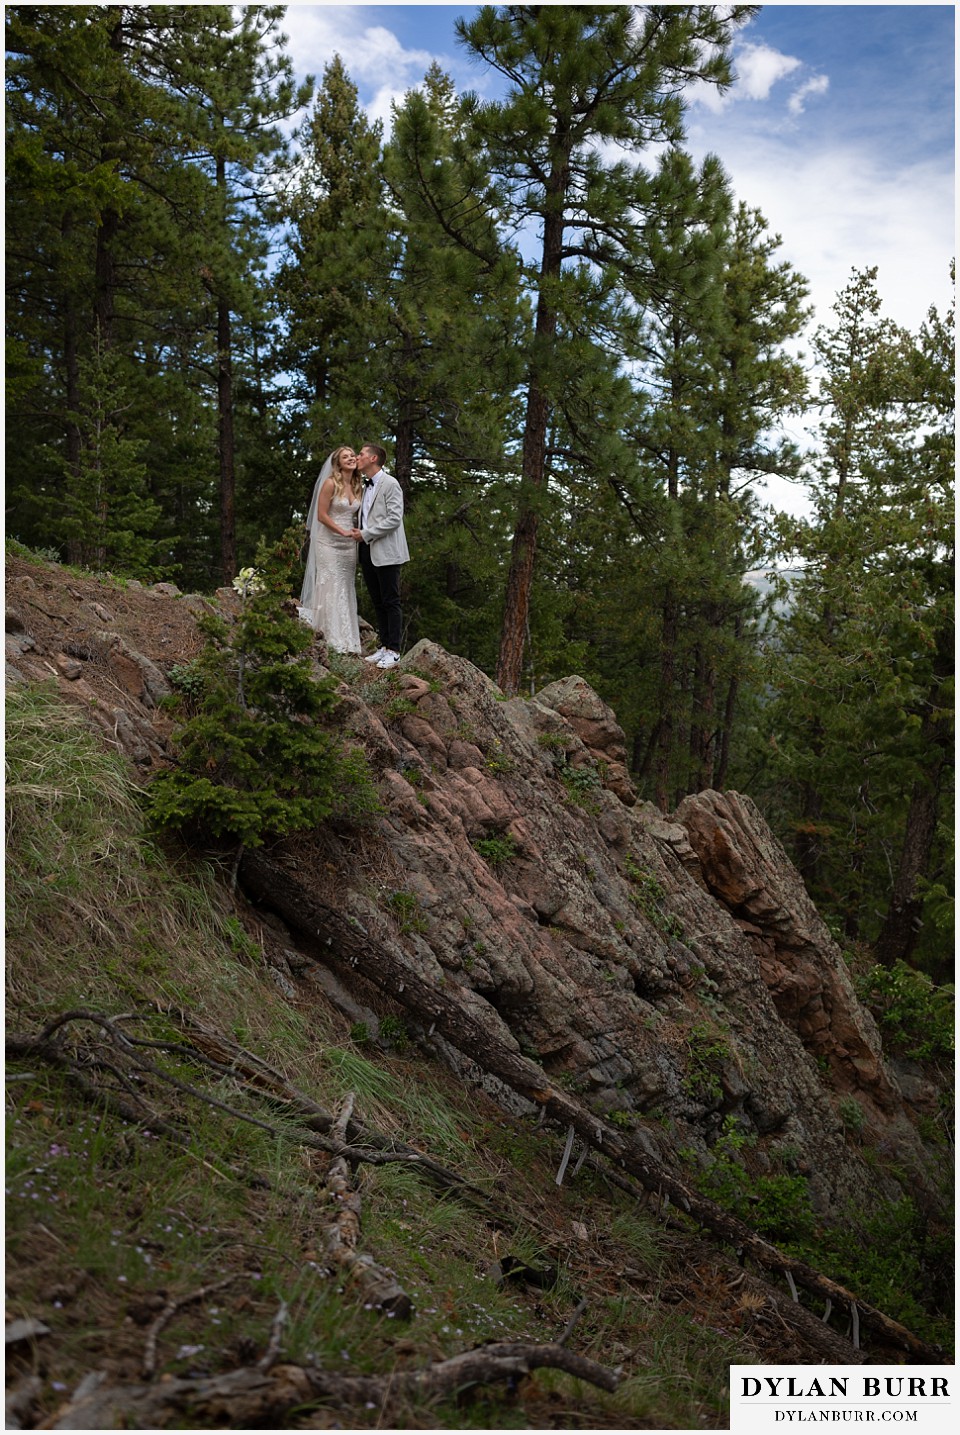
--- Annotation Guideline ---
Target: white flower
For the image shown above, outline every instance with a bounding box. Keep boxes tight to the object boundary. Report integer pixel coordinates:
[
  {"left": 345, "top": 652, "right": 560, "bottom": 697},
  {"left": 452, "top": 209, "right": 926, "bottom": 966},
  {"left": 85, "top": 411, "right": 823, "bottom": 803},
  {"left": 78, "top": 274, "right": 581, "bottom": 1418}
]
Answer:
[{"left": 232, "top": 566, "right": 264, "bottom": 598}]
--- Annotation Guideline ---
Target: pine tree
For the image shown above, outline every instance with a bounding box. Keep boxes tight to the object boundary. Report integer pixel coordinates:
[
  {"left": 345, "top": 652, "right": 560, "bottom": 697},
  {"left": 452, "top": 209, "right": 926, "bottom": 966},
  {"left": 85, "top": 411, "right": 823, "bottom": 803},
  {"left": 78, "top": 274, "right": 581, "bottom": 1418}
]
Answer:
[
  {"left": 169, "top": 5, "right": 311, "bottom": 582},
  {"left": 6, "top": 5, "right": 306, "bottom": 587},
  {"left": 557, "top": 154, "right": 809, "bottom": 807},
  {"left": 383, "top": 63, "right": 525, "bottom": 490},
  {"left": 872, "top": 281, "right": 954, "bottom": 972},
  {"left": 5, "top": 5, "right": 153, "bottom": 553},
  {"left": 759, "top": 268, "right": 954, "bottom": 959},
  {"left": 57, "top": 334, "right": 164, "bottom": 577},
  {"left": 273, "top": 55, "right": 391, "bottom": 468},
  {"left": 454, "top": 3, "right": 758, "bottom": 693}
]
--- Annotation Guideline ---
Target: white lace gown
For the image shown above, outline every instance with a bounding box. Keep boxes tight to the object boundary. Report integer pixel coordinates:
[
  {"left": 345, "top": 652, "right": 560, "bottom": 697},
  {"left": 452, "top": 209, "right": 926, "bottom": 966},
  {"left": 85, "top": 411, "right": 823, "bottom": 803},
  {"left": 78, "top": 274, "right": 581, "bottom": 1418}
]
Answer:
[{"left": 301, "top": 494, "right": 361, "bottom": 653}]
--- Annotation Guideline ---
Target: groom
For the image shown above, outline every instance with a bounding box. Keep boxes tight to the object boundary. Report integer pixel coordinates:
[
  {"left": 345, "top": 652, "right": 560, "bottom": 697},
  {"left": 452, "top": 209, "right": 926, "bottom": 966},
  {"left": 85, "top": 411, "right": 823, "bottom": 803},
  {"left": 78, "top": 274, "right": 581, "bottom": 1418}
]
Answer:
[{"left": 354, "top": 442, "right": 409, "bottom": 670}]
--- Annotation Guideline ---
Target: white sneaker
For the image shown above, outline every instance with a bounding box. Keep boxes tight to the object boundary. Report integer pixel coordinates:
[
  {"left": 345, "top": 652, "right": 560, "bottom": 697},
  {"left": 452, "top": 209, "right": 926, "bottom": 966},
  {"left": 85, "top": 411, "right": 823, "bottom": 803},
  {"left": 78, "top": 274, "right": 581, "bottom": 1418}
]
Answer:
[
  {"left": 376, "top": 650, "right": 400, "bottom": 669},
  {"left": 365, "top": 646, "right": 386, "bottom": 664}
]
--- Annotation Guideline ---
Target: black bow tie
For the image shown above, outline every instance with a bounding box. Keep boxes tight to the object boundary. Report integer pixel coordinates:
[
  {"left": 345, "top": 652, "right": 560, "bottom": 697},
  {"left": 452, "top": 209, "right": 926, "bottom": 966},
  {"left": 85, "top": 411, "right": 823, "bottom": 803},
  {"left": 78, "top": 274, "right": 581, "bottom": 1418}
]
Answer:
[{"left": 364, "top": 477, "right": 374, "bottom": 487}]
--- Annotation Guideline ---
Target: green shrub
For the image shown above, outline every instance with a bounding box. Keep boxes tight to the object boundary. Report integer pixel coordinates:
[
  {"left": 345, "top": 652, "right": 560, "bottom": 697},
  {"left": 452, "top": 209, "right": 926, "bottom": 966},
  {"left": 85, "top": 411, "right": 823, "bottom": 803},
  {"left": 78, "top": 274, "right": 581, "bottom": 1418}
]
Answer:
[
  {"left": 472, "top": 833, "right": 519, "bottom": 871},
  {"left": 855, "top": 961, "right": 955, "bottom": 1062},
  {"left": 147, "top": 529, "right": 377, "bottom": 848},
  {"left": 697, "top": 1118, "right": 816, "bottom": 1247},
  {"left": 815, "top": 1197, "right": 954, "bottom": 1344},
  {"left": 682, "top": 1021, "right": 730, "bottom": 1104},
  {"left": 387, "top": 890, "right": 427, "bottom": 935}
]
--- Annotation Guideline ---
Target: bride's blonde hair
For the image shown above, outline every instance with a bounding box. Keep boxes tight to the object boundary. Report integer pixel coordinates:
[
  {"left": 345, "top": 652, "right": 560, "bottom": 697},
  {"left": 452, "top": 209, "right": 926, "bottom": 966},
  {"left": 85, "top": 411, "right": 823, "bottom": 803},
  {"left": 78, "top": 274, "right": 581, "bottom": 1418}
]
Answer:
[{"left": 328, "top": 446, "right": 359, "bottom": 502}]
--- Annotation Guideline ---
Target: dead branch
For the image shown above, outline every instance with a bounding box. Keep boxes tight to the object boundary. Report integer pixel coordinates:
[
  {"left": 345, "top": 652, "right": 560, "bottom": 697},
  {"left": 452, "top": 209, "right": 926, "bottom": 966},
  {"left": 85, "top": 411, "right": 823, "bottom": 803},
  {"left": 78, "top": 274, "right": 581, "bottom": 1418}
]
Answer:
[
  {"left": 6, "top": 1026, "right": 188, "bottom": 1144},
  {"left": 257, "top": 1301, "right": 289, "bottom": 1373},
  {"left": 319, "top": 1093, "right": 414, "bottom": 1319},
  {"left": 240, "top": 848, "right": 945, "bottom": 1365},
  {"left": 41, "top": 1340, "right": 618, "bottom": 1428},
  {"left": 7, "top": 1015, "right": 497, "bottom": 1206},
  {"left": 142, "top": 1275, "right": 244, "bottom": 1379}
]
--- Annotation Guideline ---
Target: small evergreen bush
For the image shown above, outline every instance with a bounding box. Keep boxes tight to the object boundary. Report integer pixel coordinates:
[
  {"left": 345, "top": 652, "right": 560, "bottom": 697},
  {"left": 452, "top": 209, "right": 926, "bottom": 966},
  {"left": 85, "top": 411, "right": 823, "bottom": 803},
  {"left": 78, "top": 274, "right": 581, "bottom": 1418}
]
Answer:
[{"left": 147, "top": 528, "right": 377, "bottom": 847}]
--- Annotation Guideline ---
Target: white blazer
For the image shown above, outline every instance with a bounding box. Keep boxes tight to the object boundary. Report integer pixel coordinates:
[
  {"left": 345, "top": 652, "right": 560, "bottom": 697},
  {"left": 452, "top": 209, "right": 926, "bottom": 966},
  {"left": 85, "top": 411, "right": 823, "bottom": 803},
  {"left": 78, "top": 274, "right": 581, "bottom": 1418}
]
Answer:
[{"left": 360, "top": 470, "right": 410, "bottom": 567}]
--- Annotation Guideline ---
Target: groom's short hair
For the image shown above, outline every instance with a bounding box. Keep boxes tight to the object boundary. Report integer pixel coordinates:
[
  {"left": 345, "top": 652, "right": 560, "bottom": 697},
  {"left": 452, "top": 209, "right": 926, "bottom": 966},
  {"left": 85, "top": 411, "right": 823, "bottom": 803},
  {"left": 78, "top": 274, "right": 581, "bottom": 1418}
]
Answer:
[{"left": 363, "top": 442, "right": 387, "bottom": 468}]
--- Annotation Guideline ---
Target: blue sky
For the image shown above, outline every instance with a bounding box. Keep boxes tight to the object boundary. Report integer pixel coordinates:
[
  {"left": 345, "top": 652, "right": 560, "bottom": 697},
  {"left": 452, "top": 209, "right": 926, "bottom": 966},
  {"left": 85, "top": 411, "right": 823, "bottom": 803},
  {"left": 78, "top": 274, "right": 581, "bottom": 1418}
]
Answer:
[{"left": 279, "top": 3, "right": 955, "bottom": 341}]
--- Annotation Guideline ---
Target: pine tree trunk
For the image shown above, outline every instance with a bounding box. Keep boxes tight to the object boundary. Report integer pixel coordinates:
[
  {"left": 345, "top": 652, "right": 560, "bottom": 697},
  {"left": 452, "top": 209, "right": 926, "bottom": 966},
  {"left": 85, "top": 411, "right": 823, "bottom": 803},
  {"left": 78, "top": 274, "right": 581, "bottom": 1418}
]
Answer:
[
  {"left": 873, "top": 780, "right": 940, "bottom": 969},
  {"left": 94, "top": 212, "right": 118, "bottom": 347},
  {"left": 63, "top": 220, "right": 83, "bottom": 568},
  {"left": 394, "top": 384, "right": 415, "bottom": 499},
  {"left": 93, "top": 10, "right": 125, "bottom": 349},
  {"left": 654, "top": 590, "right": 679, "bottom": 810},
  {"left": 715, "top": 664, "right": 738, "bottom": 791},
  {"left": 689, "top": 645, "right": 711, "bottom": 792},
  {"left": 495, "top": 488, "right": 541, "bottom": 695},
  {"left": 216, "top": 155, "right": 237, "bottom": 583},
  {"left": 495, "top": 350, "right": 551, "bottom": 692},
  {"left": 874, "top": 657, "right": 952, "bottom": 969},
  {"left": 217, "top": 291, "right": 237, "bottom": 583},
  {"left": 495, "top": 197, "right": 563, "bottom": 695},
  {"left": 795, "top": 774, "right": 824, "bottom": 892}
]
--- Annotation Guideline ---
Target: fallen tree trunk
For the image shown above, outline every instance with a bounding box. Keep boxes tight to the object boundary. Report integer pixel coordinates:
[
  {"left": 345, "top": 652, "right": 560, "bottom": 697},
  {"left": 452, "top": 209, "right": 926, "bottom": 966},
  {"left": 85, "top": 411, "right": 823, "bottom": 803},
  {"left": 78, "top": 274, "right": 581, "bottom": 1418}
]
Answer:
[
  {"left": 42, "top": 1340, "right": 619, "bottom": 1429},
  {"left": 240, "top": 848, "right": 943, "bottom": 1364}
]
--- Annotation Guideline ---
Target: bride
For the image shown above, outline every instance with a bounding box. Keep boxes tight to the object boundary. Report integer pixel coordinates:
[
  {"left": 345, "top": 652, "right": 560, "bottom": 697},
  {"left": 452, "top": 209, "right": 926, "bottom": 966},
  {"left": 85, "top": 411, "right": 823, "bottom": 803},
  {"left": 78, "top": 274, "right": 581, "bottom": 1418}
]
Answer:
[{"left": 299, "top": 446, "right": 362, "bottom": 654}]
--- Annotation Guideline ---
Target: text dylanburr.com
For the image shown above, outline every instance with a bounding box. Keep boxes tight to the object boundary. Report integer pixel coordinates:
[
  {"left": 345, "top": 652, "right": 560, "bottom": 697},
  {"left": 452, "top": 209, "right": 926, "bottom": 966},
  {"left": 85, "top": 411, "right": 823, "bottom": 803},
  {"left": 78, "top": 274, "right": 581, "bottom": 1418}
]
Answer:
[{"left": 730, "top": 1368, "right": 951, "bottom": 1435}]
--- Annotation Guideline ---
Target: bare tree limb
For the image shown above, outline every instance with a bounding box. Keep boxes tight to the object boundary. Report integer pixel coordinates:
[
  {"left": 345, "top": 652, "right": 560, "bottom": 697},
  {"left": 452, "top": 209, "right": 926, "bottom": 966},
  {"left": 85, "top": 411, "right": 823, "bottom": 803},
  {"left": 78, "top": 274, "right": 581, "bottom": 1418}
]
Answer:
[
  {"left": 43, "top": 1340, "right": 619, "bottom": 1428},
  {"left": 142, "top": 1276, "right": 244, "bottom": 1380},
  {"left": 319, "top": 1092, "right": 415, "bottom": 1319}
]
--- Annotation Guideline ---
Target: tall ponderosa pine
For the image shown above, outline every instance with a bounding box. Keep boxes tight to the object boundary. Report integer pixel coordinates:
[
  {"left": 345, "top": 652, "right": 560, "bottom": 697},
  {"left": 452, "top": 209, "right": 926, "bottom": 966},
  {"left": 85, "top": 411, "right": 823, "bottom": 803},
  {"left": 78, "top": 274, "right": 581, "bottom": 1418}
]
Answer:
[
  {"left": 273, "top": 55, "right": 391, "bottom": 478},
  {"left": 563, "top": 155, "right": 809, "bottom": 807},
  {"left": 171, "top": 5, "right": 311, "bottom": 582},
  {"left": 871, "top": 282, "right": 954, "bottom": 973},
  {"left": 382, "top": 64, "right": 527, "bottom": 657},
  {"left": 760, "top": 268, "right": 954, "bottom": 964},
  {"left": 455, "top": 3, "right": 757, "bottom": 693},
  {"left": 384, "top": 63, "right": 526, "bottom": 490}
]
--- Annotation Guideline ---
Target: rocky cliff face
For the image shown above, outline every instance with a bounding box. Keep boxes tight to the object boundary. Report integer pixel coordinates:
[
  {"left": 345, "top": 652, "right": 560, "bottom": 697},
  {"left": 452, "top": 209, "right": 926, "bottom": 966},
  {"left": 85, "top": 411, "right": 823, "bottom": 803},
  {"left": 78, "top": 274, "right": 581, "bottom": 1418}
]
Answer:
[{"left": 5, "top": 558, "right": 943, "bottom": 1226}]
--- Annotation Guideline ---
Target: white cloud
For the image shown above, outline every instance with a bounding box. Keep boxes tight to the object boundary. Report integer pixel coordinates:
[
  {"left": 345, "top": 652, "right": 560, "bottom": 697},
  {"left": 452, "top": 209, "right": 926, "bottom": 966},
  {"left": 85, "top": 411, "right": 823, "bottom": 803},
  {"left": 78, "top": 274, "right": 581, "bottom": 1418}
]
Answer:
[
  {"left": 736, "top": 42, "right": 803, "bottom": 102},
  {"left": 788, "top": 74, "right": 830, "bottom": 118},
  {"left": 279, "top": 5, "right": 439, "bottom": 131},
  {"left": 690, "top": 40, "right": 803, "bottom": 114},
  {"left": 711, "top": 138, "right": 954, "bottom": 335}
]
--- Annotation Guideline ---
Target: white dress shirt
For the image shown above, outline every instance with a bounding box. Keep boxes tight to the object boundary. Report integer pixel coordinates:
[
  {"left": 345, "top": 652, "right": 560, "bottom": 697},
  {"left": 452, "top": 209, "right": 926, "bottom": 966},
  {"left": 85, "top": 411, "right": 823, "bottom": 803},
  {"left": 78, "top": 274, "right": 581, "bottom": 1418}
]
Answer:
[{"left": 360, "top": 470, "right": 382, "bottom": 528}]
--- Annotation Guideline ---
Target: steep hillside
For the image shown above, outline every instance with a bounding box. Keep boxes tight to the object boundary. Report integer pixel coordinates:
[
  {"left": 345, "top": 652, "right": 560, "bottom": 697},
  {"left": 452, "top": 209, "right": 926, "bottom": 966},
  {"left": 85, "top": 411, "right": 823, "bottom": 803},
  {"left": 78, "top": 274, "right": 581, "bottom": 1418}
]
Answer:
[{"left": 5, "top": 553, "right": 952, "bottom": 1429}]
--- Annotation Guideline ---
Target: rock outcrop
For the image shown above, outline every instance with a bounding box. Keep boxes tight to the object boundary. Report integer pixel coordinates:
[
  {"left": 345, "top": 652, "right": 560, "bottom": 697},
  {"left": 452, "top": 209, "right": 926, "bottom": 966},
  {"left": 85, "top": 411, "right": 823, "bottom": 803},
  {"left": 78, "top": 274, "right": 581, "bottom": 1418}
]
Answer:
[{"left": 4, "top": 559, "right": 945, "bottom": 1226}]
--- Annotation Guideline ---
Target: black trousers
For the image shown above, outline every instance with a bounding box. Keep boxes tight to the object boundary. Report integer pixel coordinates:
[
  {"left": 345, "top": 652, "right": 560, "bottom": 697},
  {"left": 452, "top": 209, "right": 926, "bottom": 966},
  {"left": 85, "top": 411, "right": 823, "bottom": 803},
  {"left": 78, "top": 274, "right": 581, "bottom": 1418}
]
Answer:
[{"left": 358, "top": 543, "right": 403, "bottom": 652}]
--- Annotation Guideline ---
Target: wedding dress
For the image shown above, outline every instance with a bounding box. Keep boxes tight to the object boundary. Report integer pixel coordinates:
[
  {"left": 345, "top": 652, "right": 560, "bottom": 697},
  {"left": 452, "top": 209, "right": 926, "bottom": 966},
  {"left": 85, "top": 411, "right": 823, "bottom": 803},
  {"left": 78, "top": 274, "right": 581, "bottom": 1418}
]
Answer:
[{"left": 299, "top": 458, "right": 361, "bottom": 654}]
